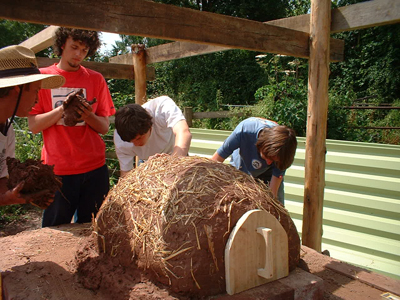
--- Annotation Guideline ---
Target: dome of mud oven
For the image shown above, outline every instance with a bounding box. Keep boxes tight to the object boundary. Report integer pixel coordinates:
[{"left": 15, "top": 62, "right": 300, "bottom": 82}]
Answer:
[{"left": 93, "top": 156, "right": 300, "bottom": 297}]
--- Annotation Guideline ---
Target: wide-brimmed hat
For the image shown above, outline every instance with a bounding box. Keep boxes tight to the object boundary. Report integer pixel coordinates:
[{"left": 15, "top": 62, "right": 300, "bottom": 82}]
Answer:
[{"left": 0, "top": 45, "right": 65, "bottom": 89}]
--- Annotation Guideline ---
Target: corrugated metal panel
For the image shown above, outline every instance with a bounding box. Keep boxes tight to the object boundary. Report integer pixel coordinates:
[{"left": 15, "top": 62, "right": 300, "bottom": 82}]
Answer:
[{"left": 189, "top": 128, "right": 400, "bottom": 280}]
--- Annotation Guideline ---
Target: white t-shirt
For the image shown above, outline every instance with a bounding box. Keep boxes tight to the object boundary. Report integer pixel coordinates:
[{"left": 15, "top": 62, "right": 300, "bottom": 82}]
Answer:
[
  {"left": 0, "top": 123, "right": 15, "bottom": 179},
  {"left": 114, "top": 96, "right": 185, "bottom": 171}
]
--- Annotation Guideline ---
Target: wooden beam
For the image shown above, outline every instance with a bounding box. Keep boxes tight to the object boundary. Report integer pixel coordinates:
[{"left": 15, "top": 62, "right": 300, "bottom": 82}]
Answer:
[
  {"left": 19, "top": 25, "right": 59, "bottom": 53},
  {"left": 9, "top": 0, "right": 400, "bottom": 62},
  {"left": 110, "top": 37, "right": 343, "bottom": 66},
  {"left": 110, "top": 42, "right": 231, "bottom": 65},
  {"left": 36, "top": 57, "right": 155, "bottom": 81},
  {"left": 183, "top": 107, "right": 193, "bottom": 127},
  {"left": 331, "top": 0, "right": 400, "bottom": 33},
  {"left": 109, "top": 0, "right": 400, "bottom": 65},
  {"left": 267, "top": 0, "right": 400, "bottom": 33},
  {"left": 302, "top": 0, "right": 331, "bottom": 252},
  {"left": 132, "top": 44, "right": 147, "bottom": 104},
  {"left": 0, "top": 0, "right": 313, "bottom": 59}
]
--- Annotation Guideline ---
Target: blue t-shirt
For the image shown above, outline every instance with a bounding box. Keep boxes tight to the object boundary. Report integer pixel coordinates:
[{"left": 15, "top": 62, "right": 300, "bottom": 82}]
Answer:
[{"left": 217, "top": 117, "right": 285, "bottom": 178}]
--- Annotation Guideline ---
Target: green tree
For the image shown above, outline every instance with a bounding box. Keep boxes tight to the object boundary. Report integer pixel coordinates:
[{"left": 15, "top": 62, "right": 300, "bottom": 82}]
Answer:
[{"left": 0, "top": 20, "right": 45, "bottom": 48}]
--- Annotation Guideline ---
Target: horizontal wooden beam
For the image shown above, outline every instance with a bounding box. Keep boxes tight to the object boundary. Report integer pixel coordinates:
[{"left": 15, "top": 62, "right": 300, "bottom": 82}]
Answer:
[
  {"left": 267, "top": 0, "right": 400, "bottom": 33},
  {"left": 36, "top": 57, "right": 155, "bottom": 81},
  {"left": 0, "top": 0, "right": 312, "bottom": 59},
  {"left": 110, "top": 42, "right": 230, "bottom": 65},
  {"left": 19, "top": 25, "right": 59, "bottom": 53},
  {"left": 193, "top": 111, "right": 244, "bottom": 119},
  {"left": 331, "top": 0, "right": 400, "bottom": 33},
  {"left": 342, "top": 106, "right": 400, "bottom": 110},
  {"left": 11, "top": 0, "right": 399, "bottom": 66},
  {"left": 111, "top": 37, "right": 343, "bottom": 66},
  {"left": 109, "top": 0, "right": 400, "bottom": 65}
]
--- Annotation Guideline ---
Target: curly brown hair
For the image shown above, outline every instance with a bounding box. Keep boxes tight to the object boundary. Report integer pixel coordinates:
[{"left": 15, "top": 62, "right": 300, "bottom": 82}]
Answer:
[{"left": 53, "top": 27, "right": 100, "bottom": 57}]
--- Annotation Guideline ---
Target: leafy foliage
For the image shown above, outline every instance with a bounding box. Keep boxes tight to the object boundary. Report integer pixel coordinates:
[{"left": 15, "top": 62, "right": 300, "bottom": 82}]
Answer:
[
  {"left": 13, "top": 118, "right": 43, "bottom": 162},
  {"left": 0, "top": 20, "right": 45, "bottom": 48},
  {"left": 0, "top": 204, "right": 28, "bottom": 227},
  {"left": 331, "top": 25, "right": 400, "bottom": 101}
]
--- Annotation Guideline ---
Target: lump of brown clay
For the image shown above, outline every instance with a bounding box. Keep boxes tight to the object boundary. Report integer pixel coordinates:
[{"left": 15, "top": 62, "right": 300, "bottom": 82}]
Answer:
[
  {"left": 62, "top": 89, "right": 97, "bottom": 126},
  {"left": 6, "top": 157, "right": 62, "bottom": 209}
]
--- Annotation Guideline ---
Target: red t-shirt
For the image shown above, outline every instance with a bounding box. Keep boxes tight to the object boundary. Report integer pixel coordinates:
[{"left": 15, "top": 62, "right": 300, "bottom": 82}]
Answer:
[{"left": 30, "top": 64, "right": 115, "bottom": 175}]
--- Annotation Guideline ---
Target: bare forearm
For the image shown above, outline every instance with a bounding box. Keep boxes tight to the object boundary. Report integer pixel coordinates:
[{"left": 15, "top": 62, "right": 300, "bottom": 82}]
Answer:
[
  {"left": 269, "top": 175, "right": 283, "bottom": 200},
  {"left": 211, "top": 152, "right": 225, "bottom": 163},
  {"left": 119, "top": 170, "right": 129, "bottom": 177},
  {"left": 28, "top": 106, "right": 63, "bottom": 134},
  {"left": 0, "top": 178, "right": 24, "bottom": 206},
  {"left": 83, "top": 114, "right": 110, "bottom": 135},
  {"left": 172, "top": 128, "right": 192, "bottom": 156}
]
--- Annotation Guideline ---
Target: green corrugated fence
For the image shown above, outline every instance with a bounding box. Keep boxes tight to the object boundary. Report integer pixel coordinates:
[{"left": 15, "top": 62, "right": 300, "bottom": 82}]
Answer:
[{"left": 188, "top": 128, "right": 400, "bottom": 280}]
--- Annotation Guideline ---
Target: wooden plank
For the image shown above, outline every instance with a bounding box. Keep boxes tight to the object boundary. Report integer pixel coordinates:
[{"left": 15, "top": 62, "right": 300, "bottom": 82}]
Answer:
[
  {"left": 193, "top": 111, "right": 244, "bottom": 119},
  {"left": 132, "top": 44, "right": 147, "bottom": 104},
  {"left": 267, "top": 0, "right": 400, "bottom": 33},
  {"left": 110, "top": 37, "right": 343, "bottom": 65},
  {"left": 326, "top": 261, "right": 400, "bottom": 297},
  {"left": 225, "top": 209, "right": 288, "bottom": 295},
  {"left": 8, "top": 0, "right": 400, "bottom": 64},
  {"left": 18, "top": 18, "right": 342, "bottom": 62},
  {"left": 331, "top": 0, "right": 400, "bottom": 33},
  {"left": 268, "top": 15, "right": 310, "bottom": 34},
  {"left": 302, "top": 0, "right": 331, "bottom": 252},
  {"left": 110, "top": 42, "right": 230, "bottom": 65},
  {"left": 146, "top": 42, "right": 230, "bottom": 65},
  {"left": 19, "top": 25, "right": 59, "bottom": 53},
  {"left": 109, "top": 0, "right": 400, "bottom": 65},
  {"left": 36, "top": 57, "right": 155, "bottom": 80},
  {"left": 0, "top": 0, "right": 314, "bottom": 60},
  {"left": 183, "top": 107, "right": 193, "bottom": 127}
]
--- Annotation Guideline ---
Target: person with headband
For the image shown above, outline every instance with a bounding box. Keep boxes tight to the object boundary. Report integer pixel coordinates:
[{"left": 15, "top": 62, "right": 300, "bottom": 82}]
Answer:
[{"left": 0, "top": 45, "right": 65, "bottom": 207}]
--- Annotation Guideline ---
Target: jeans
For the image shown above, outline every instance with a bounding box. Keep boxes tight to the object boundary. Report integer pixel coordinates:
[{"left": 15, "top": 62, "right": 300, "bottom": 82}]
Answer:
[
  {"left": 255, "top": 168, "right": 285, "bottom": 205},
  {"left": 42, "top": 164, "right": 109, "bottom": 227}
]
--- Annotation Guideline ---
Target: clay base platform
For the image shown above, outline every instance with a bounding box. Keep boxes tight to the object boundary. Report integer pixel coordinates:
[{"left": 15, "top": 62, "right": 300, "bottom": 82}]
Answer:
[{"left": 0, "top": 223, "right": 398, "bottom": 300}]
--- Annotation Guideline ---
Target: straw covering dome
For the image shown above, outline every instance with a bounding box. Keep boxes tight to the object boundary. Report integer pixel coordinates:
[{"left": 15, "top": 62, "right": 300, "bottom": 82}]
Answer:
[{"left": 78, "top": 155, "right": 300, "bottom": 298}]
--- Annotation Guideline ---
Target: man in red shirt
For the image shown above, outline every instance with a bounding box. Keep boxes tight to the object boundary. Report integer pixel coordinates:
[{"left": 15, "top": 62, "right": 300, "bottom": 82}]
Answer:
[{"left": 28, "top": 28, "right": 115, "bottom": 227}]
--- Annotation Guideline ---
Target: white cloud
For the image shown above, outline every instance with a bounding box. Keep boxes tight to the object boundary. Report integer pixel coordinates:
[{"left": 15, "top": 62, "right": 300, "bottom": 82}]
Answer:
[{"left": 100, "top": 32, "right": 121, "bottom": 53}]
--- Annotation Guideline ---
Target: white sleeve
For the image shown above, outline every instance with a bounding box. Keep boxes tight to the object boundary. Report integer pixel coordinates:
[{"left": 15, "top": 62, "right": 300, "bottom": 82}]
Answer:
[
  {"left": 114, "top": 129, "right": 135, "bottom": 172},
  {"left": 158, "top": 97, "right": 185, "bottom": 129},
  {"left": 0, "top": 125, "right": 15, "bottom": 179}
]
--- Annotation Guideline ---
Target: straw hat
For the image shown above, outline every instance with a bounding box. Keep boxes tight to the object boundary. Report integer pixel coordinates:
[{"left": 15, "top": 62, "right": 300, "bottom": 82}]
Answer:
[{"left": 0, "top": 45, "right": 65, "bottom": 89}]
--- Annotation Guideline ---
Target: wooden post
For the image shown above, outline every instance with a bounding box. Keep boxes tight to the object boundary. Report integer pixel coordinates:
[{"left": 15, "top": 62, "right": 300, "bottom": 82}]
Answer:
[
  {"left": 302, "top": 0, "right": 331, "bottom": 252},
  {"left": 132, "top": 44, "right": 147, "bottom": 168},
  {"left": 132, "top": 44, "right": 147, "bottom": 105},
  {"left": 183, "top": 107, "right": 193, "bottom": 127}
]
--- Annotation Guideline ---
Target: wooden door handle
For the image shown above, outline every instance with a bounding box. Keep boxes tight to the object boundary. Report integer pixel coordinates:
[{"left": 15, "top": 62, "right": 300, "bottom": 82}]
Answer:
[{"left": 257, "top": 227, "right": 273, "bottom": 279}]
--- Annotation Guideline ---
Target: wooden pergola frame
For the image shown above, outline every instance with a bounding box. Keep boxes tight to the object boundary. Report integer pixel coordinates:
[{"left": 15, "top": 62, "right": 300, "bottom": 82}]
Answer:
[{"left": 1, "top": 0, "right": 399, "bottom": 251}]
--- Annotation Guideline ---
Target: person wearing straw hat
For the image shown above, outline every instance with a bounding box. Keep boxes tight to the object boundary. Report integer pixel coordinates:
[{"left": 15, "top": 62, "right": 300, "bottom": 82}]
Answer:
[
  {"left": 28, "top": 28, "right": 115, "bottom": 227},
  {"left": 0, "top": 45, "right": 65, "bottom": 207}
]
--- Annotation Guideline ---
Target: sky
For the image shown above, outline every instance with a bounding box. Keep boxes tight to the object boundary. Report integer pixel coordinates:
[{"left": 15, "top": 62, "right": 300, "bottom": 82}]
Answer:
[{"left": 100, "top": 32, "right": 121, "bottom": 54}]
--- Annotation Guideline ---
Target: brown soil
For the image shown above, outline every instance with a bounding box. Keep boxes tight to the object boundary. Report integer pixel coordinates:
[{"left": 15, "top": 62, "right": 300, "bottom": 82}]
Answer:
[
  {"left": 0, "top": 214, "right": 398, "bottom": 299},
  {"left": 62, "top": 88, "right": 97, "bottom": 126},
  {"left": 1, "top": 156, "right": 399, "bottom": 299},
  {"left": 0, "top": 205, "right": 42, "bottom": 237},
  {"left": 6, "top": 158, "right": 62, "bottom": 209}
]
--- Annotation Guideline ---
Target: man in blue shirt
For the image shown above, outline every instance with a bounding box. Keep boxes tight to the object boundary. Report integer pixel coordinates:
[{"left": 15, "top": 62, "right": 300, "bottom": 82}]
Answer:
[{"left": 211, "top": 117, "right": 297, "bottom": 205}]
